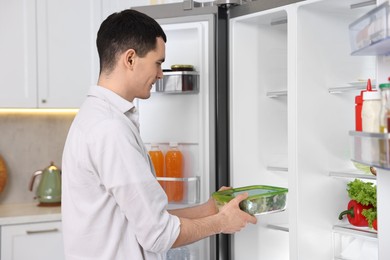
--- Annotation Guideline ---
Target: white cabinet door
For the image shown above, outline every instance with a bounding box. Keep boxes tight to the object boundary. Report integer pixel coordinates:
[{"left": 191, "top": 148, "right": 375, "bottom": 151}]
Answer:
[
  {"left": 1, "top": 221, "right": 64, "bottom": 260},
  {"left": 0, "top": 0, "right": 38, "bottom": 108},
  {"left": 36, "top": 0, "right": 102, "bottom": 108}
]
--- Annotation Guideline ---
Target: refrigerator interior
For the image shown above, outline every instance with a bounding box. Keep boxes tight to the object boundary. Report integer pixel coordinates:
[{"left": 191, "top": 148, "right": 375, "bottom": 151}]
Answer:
[
  {"left": 229, "top": 0, "right": 378, "bottom": 259},
  {"left": 229, "top": 7, "right": 289, "bottom": 260},
  {"left": 295, "top": 1, "right": 377, "bottom": 259},
  {"left": 137, "top": 15, "right": 215, "bottom": 260}
]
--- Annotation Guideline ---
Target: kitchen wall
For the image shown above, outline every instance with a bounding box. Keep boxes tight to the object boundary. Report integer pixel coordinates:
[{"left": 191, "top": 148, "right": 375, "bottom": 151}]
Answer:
[{"left": 0, "top": 111, "right": 76, "bottom": 204}]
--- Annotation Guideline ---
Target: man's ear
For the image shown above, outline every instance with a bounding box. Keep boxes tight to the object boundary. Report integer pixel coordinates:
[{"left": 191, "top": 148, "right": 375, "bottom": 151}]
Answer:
[{"left": 124, "top": 49, "right": 136, "bottom": 70}]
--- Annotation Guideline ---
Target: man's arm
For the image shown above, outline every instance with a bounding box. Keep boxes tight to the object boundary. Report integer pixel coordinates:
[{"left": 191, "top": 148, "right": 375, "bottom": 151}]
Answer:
[{"left": 171, "top": 192, "right": 257, "bottom": 248}]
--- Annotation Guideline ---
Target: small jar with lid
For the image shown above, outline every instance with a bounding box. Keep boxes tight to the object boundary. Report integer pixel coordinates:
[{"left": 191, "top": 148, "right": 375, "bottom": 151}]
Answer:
[{"left": 379, "top": 82, "right": 390, "bottom": 133}]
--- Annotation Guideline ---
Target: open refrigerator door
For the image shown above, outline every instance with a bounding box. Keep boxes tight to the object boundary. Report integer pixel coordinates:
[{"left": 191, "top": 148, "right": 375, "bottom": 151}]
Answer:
[{"left": 135, "top": 11, "right": 217, "bottom": 260}]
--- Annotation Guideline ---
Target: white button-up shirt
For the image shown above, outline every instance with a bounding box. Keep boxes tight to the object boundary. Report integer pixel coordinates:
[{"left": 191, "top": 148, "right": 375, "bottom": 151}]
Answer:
[{"left": 62, "top": 86, "right": 180, "bottom": 260}]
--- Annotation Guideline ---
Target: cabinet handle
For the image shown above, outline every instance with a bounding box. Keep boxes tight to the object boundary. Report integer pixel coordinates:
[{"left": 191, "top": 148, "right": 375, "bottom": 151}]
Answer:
[{"left": 26, "top": 228, "right": 59, "bottom": 235}]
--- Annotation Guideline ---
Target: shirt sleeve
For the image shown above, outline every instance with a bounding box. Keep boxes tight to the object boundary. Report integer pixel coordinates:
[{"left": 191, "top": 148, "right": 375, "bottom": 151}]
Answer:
[{"left": 88, "top": 117, "right": 180, "bottom": 253}]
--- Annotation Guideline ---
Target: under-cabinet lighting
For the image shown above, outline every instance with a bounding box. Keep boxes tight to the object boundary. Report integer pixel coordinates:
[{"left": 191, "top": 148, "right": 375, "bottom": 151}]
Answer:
[{"left": 0, "top": 108, "right": 78, "bottom": 115}]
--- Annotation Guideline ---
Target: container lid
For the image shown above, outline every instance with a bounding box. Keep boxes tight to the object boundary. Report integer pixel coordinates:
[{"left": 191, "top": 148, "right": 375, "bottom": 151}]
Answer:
[
  {"left": 171, "top": 64, "right": 194, "bottom": 71},
  {"left": 363, "top": 90, "right": 381, "bottom": 100},
  {"left": 379, "top": 83, "right": 390, "bottom": 89},
  {"left": 212, "top": 185, "right": 288, "bottom": 203}
]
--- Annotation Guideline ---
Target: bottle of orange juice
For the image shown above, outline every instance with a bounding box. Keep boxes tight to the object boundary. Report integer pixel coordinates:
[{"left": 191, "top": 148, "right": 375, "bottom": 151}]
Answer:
[
  {"left": 165, "top": 142, "right": 183, "bottom": 202},
  {"left": 149, "top": 143, "right": 165, "bottom": 189}
]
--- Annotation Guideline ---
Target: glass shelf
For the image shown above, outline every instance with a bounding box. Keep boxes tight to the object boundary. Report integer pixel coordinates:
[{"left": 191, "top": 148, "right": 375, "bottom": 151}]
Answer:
[
  {"left": 333, "top": 224, "right": 378, "bottom": 260},
  {"left": 333, "top": 224, "right": 377, "bottom": 239},
  {"left": 267, "top": 223, "right": 289, "bottom": 232},
  {"left": 329, "top": 170, "right": 376, "bottom": 180},
  {"left": 156, "top": 176, "right": 200, "bottom": 204},
  {"left": 328, "top": 80, "right": 376, "bottom": 94},
  {"left": 266, "top": 90, "right": 287, "bottom": 98},
  {"left": 267, "top": 166, "right": 288, "bottom": 172}
]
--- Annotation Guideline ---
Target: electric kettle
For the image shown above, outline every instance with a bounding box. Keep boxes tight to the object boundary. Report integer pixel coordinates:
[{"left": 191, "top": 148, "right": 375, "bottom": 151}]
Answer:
[{"left": 29, "top": 162, "right": 61, "bottom": 206}]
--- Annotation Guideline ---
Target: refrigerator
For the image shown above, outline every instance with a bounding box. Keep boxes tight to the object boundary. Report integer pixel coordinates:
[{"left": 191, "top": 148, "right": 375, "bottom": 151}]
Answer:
[{"left": 129, "top": 0, "right": 390, "bottom": 259}]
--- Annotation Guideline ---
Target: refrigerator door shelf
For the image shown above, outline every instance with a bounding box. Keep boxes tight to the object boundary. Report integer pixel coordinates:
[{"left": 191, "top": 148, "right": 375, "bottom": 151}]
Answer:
[
  {"left": 157, "top": 176, "right": 200, "bottom": 204},
  {"left": 349, "top": 130, "right": 390, "bottom": 169},
  {"left": 153, "top": 71, "right": 199, "bottom": 94}
]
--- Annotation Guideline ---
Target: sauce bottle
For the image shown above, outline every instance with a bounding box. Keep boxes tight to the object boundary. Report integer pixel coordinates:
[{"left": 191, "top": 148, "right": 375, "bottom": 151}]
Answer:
[
  {"left": 362, "top": 89, "right": 381, "bottom": 133},
  {"left": 165, "top": 142, "right": 184, "bottom": 202},
  {"left": 149, "top": 144, "right": 165, "bottom": 189}
]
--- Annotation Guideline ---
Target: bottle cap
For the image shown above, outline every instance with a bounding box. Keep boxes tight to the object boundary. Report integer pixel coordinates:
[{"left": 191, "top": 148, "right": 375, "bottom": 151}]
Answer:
[{"left": 379, "top": 83, "right": 390, "bottom": 89}]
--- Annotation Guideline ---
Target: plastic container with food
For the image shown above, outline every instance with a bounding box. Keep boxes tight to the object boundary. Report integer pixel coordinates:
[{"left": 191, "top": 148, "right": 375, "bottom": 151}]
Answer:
[{"left": 212, "top": 185, "right": 288, "bottom": 215}]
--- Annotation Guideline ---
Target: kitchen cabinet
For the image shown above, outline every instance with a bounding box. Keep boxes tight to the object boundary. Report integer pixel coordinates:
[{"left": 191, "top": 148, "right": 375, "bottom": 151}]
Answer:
[
  {"left": 0, "top": 203, "right": 62, "bottom": 260},
  {"left": 0, "top": 0, "right": 37, "bottom": 108},
  {"left": 0, "top": 0, "right": 102, "bottom": 108},
  {"left": 1, "top": 221, "right": 64, "bottom": 260}
]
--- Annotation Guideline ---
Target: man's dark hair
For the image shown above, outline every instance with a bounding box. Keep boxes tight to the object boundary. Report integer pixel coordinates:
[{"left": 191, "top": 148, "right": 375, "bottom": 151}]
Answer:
[{"left": 96, "top": 9, "right": 167, "bottom": 74}]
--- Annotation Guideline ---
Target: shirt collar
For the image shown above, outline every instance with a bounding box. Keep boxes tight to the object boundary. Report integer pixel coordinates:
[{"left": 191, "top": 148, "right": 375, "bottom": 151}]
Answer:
[{"left": 88, "top": 85, "right": 134, "bottom": 113}]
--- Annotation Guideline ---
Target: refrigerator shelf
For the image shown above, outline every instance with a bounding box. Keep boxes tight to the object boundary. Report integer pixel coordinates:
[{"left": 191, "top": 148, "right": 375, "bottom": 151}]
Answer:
[
  {"left": 349, "top": 130, "right": 390, "bottom": 170},
  {"left": 266, "top": 223, "right": 289, "bottom": 232},
  {"left": 329, "top": 170, "right": 376, "bottom": 180},
  {"left": 267, "top": 166, "right": 288, "bottom": 172},
  {"left": 328, "top": 83, "right": 373, "bottom": 94},
  {"left": 157, "top": 176, "right": 200, "bottom": 204},
  {"left": 333, "top": 224, "right": 378, "bottom": 260},
  {"left": 333, "top": 224, "right": 377, "bottom": 239},
  {"left": 266, "top": 90, "right": 287, "bottom": 98}
]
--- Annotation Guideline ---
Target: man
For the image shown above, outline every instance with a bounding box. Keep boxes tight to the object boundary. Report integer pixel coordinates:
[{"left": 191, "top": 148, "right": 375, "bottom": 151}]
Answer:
[{"left": 62, "top": 9, "right": 257, "bottom": 260}]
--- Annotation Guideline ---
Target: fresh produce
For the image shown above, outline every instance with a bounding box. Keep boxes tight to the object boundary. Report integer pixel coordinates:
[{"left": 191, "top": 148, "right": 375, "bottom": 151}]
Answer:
[
  {"left": 361, "top": 208, "right": 377, "bottom": 230},
  {"left": 346, "top": 179, "right": 376, "bottom": 207},
  {"left": 0, "top": 154, "right": 7, "bottom": 193},
  {"left": 339, "top": 179, "right": 377, "bottom": 229},
  {"left": 372, "top": 219, "right": 378, "bottom": 231},
  {"left": 338, "top": 200, "right": 372, "bottom": 226},
  {"left": 239, "top": 193, "right": 287, "bottom": 215}
]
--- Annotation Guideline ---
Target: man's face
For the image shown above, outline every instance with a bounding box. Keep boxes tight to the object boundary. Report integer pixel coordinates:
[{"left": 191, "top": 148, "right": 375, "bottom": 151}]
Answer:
[{"left": 132, "top": 37, "right": 165, "bottom": 99}]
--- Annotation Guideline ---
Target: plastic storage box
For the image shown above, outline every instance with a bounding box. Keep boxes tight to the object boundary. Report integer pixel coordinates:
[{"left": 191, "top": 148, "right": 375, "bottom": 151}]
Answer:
[
  {"left": 349, "top": 2, "right": 390, "bottom": 55},
  {"left": 212, "top": 185, "right": 288, "bottom": 215}
]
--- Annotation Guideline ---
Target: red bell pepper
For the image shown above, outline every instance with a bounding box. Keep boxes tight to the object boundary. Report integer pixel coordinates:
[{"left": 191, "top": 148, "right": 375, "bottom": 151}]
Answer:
[
  {"left": 338, "top": 200, "right": 372, "bottom": 227},
  {"left": 372, "top": 219, "right": 378, "bottom": 231}
]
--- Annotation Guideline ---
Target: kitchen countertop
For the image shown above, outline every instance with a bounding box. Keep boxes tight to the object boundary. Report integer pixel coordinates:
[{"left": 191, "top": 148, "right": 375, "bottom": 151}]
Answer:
[{"left": 0, "top": 202, "right": 61, "bottom": 225}]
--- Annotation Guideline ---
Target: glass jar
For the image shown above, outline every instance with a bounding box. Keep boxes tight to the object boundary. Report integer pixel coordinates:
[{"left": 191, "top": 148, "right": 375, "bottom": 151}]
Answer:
[{"left": 379, "top": 83, "right": 390, "bottom": 133}]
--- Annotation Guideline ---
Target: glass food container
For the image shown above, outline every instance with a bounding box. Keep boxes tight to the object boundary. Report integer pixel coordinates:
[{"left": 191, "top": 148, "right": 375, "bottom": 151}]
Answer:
[{"left": 212, "top": 185, "right": 288, "bottom": 215}]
